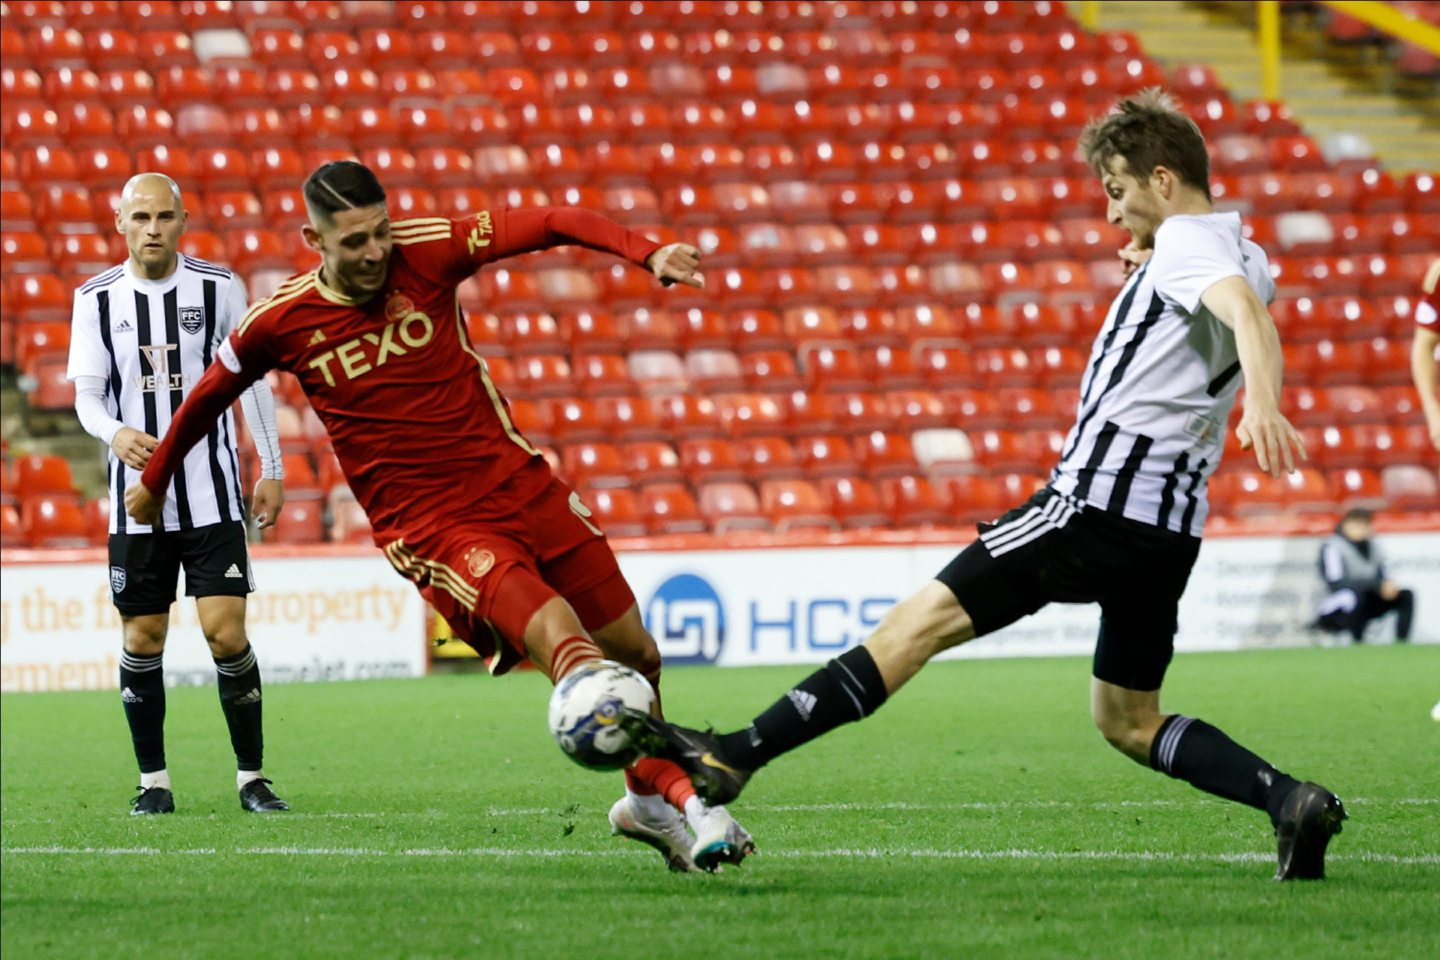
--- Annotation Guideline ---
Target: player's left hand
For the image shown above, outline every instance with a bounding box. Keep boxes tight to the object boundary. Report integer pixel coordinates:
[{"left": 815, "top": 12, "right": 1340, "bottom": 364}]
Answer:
[
  {"left": 1236, "top": 406, "right": 1307, "bottom": 478},
  {"left": 648, "top": 243, "right": 705, "bottom": 289},
  {"left": 124, "top": 481, "right": 164, "bottom": 525},
  {"left": 251, "top": 478, "right": 285, "bottom": 530},
  {"left": 1118, "top": 240, "right": 1152, "bottom": 277}
]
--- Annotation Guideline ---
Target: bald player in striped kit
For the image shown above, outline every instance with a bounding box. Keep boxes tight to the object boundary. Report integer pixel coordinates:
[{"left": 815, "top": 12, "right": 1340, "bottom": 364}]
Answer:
[{"left": 69, "top": 173, "right": 290, "bottom": 816}]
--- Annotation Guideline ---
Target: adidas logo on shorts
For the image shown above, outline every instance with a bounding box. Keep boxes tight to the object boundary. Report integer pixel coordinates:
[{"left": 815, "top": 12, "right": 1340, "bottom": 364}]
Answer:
[{"left": 224, "top": 563, "right": 244, "bottom": 579}]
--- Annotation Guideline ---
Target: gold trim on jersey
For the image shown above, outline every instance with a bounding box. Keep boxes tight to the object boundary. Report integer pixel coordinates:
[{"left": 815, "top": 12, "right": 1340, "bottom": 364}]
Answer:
[
  {"left": 392, "top": 217, "right": 451, "bottom": 232},
  {"left": 392, "top": 218, "right": 452, "bottom": 243},
  {"left": 236, "top": 272, "right": 317, "bottom": 337},
  {"left": 1424, "top": 258, "right": 1440, "bottom": 296},
  {"left": 384, "top": 539, "right": 480, "bottom": 611},
  {"left": 452, "top": 301, "right": 542, "bottom": 458},
  {"left": 313, "top": 269, "right": 366, "bottom": 305},
  {"left": 394, "top": 230, "right": 452, "bottom": 246}
]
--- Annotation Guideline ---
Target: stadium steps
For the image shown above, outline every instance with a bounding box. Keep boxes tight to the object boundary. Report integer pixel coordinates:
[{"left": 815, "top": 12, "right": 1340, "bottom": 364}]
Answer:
[{"left": 1097, "top": 1, "right": 1440, "bottom": 174}]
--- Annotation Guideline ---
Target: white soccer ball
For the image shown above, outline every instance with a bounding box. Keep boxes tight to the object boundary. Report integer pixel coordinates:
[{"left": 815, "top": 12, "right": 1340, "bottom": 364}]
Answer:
[{"left": 547, "top": 660, "right": 656, "bottom": 770}]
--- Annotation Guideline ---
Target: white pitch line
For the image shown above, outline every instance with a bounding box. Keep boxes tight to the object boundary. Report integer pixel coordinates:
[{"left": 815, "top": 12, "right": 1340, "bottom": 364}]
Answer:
[
  {"left": 3, "top": 845, "right": 1437, "bottom": 866},
  {"left": 2, "top": 796, "right": 1435, "bottom": 826}
]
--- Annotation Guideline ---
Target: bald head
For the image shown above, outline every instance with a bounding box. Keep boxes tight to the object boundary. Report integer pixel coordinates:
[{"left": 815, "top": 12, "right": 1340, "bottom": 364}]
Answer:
[
  {"left": 119, "top": 172, "right": 183, "bottom": 215},
  {"left": 116, "top": 172, "right": 187, "bottom": 280}
]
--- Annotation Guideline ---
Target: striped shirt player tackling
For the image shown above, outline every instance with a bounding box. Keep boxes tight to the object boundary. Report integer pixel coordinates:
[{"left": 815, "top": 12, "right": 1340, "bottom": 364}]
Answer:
[
  {"left": 122, "top": 161, "right": 754, "bottom": 873},
  {"left": 67, "top": 173, "right": 290, "bottom": 816},
  {"left": 630, "top": 90, "right": 1348, "bottom": 882}
]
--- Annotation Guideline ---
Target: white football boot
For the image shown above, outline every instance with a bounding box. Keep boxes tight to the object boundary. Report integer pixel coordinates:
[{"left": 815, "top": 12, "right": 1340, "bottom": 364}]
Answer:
[
  {"left": 690, "top": 804, "right": 756, "bottom": 873},
  {"left": 608, "top": 796, "right": 700, "bottom": 873}
]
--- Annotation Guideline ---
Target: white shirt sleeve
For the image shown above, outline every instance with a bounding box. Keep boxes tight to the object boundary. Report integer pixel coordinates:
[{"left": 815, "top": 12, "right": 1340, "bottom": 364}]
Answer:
[
  {"left": 65, "top": 288, "right": 111, "bottom": 381},
  {"left": 1149, "top": 218, "right": 1247, "bottom": 316},
  {"left": 74, "top": 375, "right": 125, "bottom": 446}
]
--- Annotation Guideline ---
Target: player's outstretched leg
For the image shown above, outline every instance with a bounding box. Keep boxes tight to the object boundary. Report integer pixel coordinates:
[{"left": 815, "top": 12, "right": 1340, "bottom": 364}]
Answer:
[
  {"left": 1095, "top": 680, "right": 1346, "bottom": 880},
  {"left": 629, "top": 582, "right": 969, "bottom": 804}
]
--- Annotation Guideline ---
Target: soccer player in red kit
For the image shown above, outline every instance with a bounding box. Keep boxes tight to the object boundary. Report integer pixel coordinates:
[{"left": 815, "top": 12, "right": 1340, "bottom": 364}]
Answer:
[{"left": 125, "top": 161, "right": 752, "bottom": 872}]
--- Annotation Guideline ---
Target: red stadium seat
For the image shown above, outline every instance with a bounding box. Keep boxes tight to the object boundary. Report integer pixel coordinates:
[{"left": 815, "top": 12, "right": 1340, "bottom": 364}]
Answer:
[
  {"left": 573, "top": 354, "right": 635, "bottom": 397},
  {"left": 650, "top": 393, "right": 723, "bottom": 439},
  {"left": 760, "top": 479, "right": 837, "bottom": 533},
  {"left": 14, "top": 454, "right": 75, "bottom": 498},
  {"left": 583, "top": 487, "right": 647, "bottom": 538},
  {"left": 697, "top": 481, "right": 770, "bottom": 533},
  {"left": 739, "top": 436, "right": 802, "bottom": 481},
  {"left": 8, "top": 274, "right": 70, "bottom": 322},
  {"left": 714, "top": 392, "right": 788, "bottom": 438},
  {"left": 84, "top": 496, "right": 111, "bottom": 546},
  {"left": 3, "top": 231, "right": 51, "bottom": 272},
  {"left": 796, "top": 435, "right": 859, "bottom": 478},
  {"left": 597, "top": 394, "right": 667, "bottom": 441},
  {"left": 640, "top": 483, "right": 707, "bottom": 535},
  {"left": 559, "top": 442, "right": 628, "bottom": 489},
  {"left": 618, "top": 441, "right": 683, "bottom": 484},
  {"left": 15, "top": 320, "right": 70, "bottom": 370},
  {"left": 262, "top": 498, "right": 325, "bottom": 544},
  {"left": 880, "top": 475, "right": 953, "bottom": 527},
  {"left": 678, "top": 437, "right": 747, "bottom": 483},
  {"left": 22, "top": 495, "right": 90, "bottom": 548}
]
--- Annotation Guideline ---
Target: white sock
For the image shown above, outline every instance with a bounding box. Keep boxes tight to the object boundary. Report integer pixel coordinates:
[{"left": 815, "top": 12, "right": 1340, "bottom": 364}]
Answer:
[
  {"left": 684, "top": 795, "right": 710, "bottom": 832},
  {"left": 626, "top": 789, "right": 673, "bottom": 822},
  {"left": 140, "top": 769, "right": 171, "bottom": 791},
  {"left": 238, "top": 770, "right": 264, "bottom": 791}
]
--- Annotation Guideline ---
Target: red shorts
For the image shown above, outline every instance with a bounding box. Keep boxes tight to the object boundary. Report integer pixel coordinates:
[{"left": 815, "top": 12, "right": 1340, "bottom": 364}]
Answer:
[{"left": 382, "top": 471, "right": 635, "bottom": 675}]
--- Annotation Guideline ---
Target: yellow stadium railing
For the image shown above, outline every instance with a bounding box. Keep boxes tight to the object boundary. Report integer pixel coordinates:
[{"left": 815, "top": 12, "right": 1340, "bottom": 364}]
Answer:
[{"left": 1081, "top": 1, "right": 1440, "bottom": 101}]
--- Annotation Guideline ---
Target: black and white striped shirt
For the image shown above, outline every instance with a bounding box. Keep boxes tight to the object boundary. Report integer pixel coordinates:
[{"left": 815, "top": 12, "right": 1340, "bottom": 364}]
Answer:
[
  {"left": 67, "top": 256, "right": 278, "bottom": 534},
  {"left": 1050, "top": 212, "right": 1276, "bottom": 537}
]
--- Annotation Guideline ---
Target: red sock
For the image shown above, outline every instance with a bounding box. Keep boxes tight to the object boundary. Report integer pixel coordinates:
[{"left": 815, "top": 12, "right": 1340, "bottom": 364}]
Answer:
[
  {"left": 548, "top": 636, "right": 602, "bottom": 683},
  {"left": 626, "top": 757, "right": 697, "bottom": 808}
]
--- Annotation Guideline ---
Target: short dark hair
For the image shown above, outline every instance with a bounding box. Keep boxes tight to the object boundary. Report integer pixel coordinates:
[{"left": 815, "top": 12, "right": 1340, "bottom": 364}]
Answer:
[
  {"left": 1079, "top": 88, "right": 1211, "bottom": 200},
  {"left": 1341, "top": 507, "right": 1375, "bottom": 525},
  {"left": 303, "top": 161, "right": 386, "bottom": 223}
]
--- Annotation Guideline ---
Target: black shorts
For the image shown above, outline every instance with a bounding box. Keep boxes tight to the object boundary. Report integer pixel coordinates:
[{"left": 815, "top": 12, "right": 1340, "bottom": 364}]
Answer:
[
  {"left": 108, "top": 521, "right": 253, "bottom": 617},
  {"left": 936, "top": 487, "right": 1202, "bottom": 692}
]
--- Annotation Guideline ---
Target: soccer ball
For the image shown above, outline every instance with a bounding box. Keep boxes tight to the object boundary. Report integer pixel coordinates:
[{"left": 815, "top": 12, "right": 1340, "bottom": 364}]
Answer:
[{"left": 547, "top": 660, "right": 656, "bottom": 770}]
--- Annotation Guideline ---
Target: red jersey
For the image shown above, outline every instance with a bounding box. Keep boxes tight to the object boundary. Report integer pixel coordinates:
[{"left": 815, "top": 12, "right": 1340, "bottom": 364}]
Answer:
[{"left": 140, "top": 207, "right": 660, "bottom": 539}]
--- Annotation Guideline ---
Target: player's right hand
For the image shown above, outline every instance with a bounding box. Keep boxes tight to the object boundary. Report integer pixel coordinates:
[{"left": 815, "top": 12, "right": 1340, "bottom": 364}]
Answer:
[
  {"left": 112, "top": 427, "right": 159, "bottom": 470},
  {"left": 124, "top": 481, "right": 164, "bottom": 525},
  {"left": 1236, "top": 406, "right": 1307, "bottom": 478},
  {"left": 648, "top": 242, "right": 705, "bottom": 288}
]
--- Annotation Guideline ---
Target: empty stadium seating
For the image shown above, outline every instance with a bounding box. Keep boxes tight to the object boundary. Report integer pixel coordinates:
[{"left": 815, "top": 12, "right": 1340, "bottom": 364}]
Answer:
[{"left": 1, "top": 1, "right": 1435, "bottom": 547}]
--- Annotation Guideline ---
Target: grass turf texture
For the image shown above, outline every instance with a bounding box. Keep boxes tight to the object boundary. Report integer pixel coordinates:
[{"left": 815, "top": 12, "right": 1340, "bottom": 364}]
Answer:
[{"left": 3, "top": 645, "right": 1436, "bottom": 960}]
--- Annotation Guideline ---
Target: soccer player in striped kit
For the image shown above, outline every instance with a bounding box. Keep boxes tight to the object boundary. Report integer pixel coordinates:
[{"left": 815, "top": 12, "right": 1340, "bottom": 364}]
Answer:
[
  {"left": 632, "top": 91, "right": 1347, "bottom": 881},
  {"left": 68, "top": 173, "right": 290, "bottom": 816},
  {"left": 123, "top": 162, "right": 754, "bottom": 873}
]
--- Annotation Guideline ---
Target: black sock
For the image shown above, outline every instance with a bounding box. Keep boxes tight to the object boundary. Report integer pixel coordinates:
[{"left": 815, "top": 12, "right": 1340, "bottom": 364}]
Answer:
[
  {"left": 214, "top": 644, "right": 264, "bottom": 771},
  {"left": 718, "top": 646, "right": 888, "bottom": 770},
  {"left": 1151, "top": 716, "right": 1300, "bottom": 826},
  {"left": 1395, "top": 590, "right": 1414, "bottom": 641},
  {"left": 119, "top": 650, "right": 167, "bottom": 775}
]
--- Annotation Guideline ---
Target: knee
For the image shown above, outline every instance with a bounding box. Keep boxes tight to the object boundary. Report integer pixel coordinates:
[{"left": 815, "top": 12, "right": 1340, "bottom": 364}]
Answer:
[
  {"left": 1092, "top": 703, "right": 1159, "bottom": 760},
  {"left": 123, "top": 621, "right": 168, "bottom": 656},
  {"left": 204, "top": 621, "right": 248, "bottom": 658}
]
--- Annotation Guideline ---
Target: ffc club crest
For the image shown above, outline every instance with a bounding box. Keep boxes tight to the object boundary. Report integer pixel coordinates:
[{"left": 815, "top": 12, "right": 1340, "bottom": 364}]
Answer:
[
  {"left": 179, "top": 306, "right": 204, "bottom": 335},
  {"left": 110, "top": 566, "right": 127, "bottom": 593}
]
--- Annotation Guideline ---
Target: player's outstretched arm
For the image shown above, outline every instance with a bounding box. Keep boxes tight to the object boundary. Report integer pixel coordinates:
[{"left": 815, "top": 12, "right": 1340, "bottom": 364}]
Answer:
[
  {"left": 1200, "top": 275, "right": 1306, "bottom": 478},
  {"left": 126, "top": 359, "right": 255, "bottom": 524}
]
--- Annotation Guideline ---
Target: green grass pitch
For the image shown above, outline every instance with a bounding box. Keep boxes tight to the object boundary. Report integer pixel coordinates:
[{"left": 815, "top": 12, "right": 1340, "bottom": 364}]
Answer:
[{"left": 3, "top": 645, "right": 1437, "bottom": 960}]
